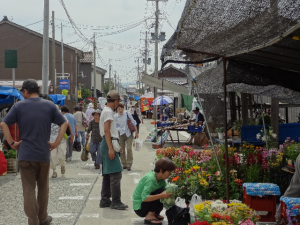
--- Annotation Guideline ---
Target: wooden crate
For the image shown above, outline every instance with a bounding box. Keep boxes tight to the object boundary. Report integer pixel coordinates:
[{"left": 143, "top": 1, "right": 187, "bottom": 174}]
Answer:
[
  {"left": 6, "top": 158, "right": 17, "bottom": 173},
  {"left": 243, "top": 187, "right": 276, "bottom": 222}
]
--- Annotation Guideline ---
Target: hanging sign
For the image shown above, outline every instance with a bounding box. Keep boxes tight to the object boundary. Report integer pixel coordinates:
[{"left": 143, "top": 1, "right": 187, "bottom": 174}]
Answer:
[{"left": 59, "top": 79, "right": 69, "bottom": 89}]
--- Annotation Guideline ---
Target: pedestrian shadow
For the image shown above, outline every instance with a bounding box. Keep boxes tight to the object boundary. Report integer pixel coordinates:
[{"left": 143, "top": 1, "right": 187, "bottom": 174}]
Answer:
[
  {"left": 101, "top": 208, "right": 129, "bottom": 220},
  {"left": 0, "top": 173, "right": 19, "bottom": 187}
]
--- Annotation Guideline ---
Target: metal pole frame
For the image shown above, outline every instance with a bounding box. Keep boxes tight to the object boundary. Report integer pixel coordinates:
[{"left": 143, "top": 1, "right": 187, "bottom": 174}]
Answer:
[
  {"left": 223, "top": 58, "right": 230, "bottom": 203},
  {"left": 42, "top": 0, "right": 50, "bottom": 94}
]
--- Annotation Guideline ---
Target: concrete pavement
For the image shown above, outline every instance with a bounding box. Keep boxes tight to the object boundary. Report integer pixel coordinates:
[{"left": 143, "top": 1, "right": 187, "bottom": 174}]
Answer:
[{"left": 0, "top": 119, "right": 190, "bottom": 225}]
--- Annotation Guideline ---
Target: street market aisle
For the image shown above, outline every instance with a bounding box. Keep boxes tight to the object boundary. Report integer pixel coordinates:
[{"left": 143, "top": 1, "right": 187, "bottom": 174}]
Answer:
[{"left": 0, "top": 119, "right": 181, "bottom": 225}]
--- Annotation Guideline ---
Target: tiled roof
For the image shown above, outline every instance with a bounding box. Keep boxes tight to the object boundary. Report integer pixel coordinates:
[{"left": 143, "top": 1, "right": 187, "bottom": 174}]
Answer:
[
  {"left": 80, "top": 51, "right": 94, "bottom": 63},
  {"left": 163, "top": 77, "right": 188, "bottom": 85}
]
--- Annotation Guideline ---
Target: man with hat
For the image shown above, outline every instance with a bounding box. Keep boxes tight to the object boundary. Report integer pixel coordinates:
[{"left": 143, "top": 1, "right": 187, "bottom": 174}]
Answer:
[
  {"left": 186, "top": 107, "right": 205, "bottom": 145},
  {"left": 99, "top": 90, "right": 128, "bottom": 210},
  {"left": 86, "top": 109, "right": 102, "bottom": 169},
  {"left": 0, "top": 79, "right": 68, "bottom": 225}
]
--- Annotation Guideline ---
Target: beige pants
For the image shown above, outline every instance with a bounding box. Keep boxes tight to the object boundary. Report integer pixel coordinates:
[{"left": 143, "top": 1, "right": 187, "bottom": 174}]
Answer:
[
  {"left": 50, "top": 142, "right": 67, "bottom": 170},
  {"left": 119, "top": 133, "right": 133, "bottom": 167}
]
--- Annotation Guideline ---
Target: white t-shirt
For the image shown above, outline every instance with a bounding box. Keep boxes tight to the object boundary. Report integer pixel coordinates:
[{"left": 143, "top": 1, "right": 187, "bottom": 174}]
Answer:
[{"left": 100, "top": 106, "right": 118, "bottom": 138}]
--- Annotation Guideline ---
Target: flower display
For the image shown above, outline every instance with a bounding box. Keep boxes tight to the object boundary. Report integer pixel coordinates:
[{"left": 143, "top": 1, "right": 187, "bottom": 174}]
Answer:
[{"left": 194, "top": 201, "right": 259, "bottom": 225}]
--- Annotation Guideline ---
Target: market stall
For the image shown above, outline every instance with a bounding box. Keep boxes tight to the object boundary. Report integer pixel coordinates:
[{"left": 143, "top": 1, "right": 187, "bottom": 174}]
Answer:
[
  {"left": 140, "top": 92, "right": 154, "bottom": 119},
  {"left": 0, "top": 86, "right": 24, "bottom": 175}
]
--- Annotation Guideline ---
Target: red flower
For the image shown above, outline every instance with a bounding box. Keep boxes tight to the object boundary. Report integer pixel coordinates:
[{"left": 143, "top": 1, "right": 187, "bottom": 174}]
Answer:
[{"left": 211, "top": 213, "right": 222, "bottom": 219}]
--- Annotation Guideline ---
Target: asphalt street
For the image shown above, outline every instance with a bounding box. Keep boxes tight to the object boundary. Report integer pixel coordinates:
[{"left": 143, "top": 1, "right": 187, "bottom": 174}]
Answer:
[{"left": 0, "top": 119, "right": 189, "bottom": 225}]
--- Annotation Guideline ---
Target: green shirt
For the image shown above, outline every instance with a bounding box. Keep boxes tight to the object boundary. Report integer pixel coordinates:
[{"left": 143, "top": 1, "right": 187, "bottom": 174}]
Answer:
[{"left": 132, "top": 170, "right": 167, "bottom": 210}]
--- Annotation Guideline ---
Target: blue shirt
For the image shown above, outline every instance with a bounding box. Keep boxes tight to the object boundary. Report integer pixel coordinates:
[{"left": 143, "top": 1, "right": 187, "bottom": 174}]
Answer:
[
  {"left": 3, "top": 98, "right": 67, "bottom": 162},
  {"left": 64, "top": 113, "right": 76, "bottom": 136}
]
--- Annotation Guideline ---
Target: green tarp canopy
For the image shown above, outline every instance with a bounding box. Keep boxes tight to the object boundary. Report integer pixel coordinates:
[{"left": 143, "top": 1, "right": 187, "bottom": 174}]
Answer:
[{"left": 181, "top": 94, "right": 194, "bottom": 111}]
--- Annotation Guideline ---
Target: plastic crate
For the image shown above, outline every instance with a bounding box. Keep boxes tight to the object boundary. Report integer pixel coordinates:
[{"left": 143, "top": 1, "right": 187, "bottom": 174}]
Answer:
[
  {"left": 188, "top": 126, "right": 202, "bottom": 133},
  {"left": 241, "top": 123, "right": 300, "bottom": 145},
  {"left": 243, "top": 187, "right": 276, "bottom": 222},
  {"left": 157, "top": 122, "right": 162, "bottom": 127},
  {"left": 280, "top": 197, "right": 300, "bottom": 222}
]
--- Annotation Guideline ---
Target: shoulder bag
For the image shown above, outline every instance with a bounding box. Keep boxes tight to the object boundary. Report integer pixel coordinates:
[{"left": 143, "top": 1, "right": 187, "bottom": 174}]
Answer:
[
  {"left": 81, "top": 112, "right": 89, "bottom": 128},
  {"left": 127, "top": 112, "right": 136, "bottom": 132}
]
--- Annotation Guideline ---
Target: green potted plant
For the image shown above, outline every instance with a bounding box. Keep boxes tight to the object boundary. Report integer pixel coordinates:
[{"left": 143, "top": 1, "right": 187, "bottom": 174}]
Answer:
[
  {"left": 232, "top": 120, "right": 242, "bottom": 137},
  {"left": 215, "top": 127, "right": 224, "bottom": 139},
  {"left": 287, "top": 143, "right": 300, "bottom": 171}
]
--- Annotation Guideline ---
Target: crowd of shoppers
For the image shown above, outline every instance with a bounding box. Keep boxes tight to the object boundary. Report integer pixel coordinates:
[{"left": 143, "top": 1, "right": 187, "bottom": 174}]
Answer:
[{"left": 0, "top": 79, "right": 152, "bottom": 224}]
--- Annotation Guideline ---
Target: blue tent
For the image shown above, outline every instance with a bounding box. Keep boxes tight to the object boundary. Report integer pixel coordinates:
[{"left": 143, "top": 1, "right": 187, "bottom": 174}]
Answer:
[
  {"left": 48, "top": 94, "right": 66, "bottom": 105},
  {"left": 0, "top": 86, "right": 24, "bottom": 105},
  {"left": 134, "top": 95, "right": 140, "bottom": 100}
]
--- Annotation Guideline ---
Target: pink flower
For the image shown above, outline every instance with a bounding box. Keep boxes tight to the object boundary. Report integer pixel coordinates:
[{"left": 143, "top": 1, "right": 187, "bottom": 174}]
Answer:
[{"left": 215, "top": 171, "right": 221, "bottom": 176}]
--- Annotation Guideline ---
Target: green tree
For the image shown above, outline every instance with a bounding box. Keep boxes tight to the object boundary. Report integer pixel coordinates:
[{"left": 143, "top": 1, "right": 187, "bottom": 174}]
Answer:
[
  {"left": 81, "top": 87, "right": 92, "bottom": 100},
  {"left": 104, "top": 82, "right": 115, "bottom": 96}
]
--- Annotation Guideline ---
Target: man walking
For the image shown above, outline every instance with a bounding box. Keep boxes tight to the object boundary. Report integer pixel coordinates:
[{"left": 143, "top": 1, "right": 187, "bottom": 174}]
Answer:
[
  {"left": 61, "top": 105, "right": 77, "bottom": 161},
  {"left": 73, "top": 105, "right": 87, "bottom": 148},
  {"left": 0, "top": 79, "right": 68, "bottom": 225},
  {"left": 100, "top": 90, "right": 128, "bottom": 210}
]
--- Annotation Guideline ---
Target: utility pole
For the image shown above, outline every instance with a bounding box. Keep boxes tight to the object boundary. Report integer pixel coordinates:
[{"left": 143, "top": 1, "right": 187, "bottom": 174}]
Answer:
[
  {"left": 42, "top": 0, "right": 50, "bottom": 94},
  {"left": 138, "top": 58, "right": 140, "bottom": 98},
  {"left": 118, "top": 75, "right": 120, "bottom": 93},
  {"left": 154, "top": 0, "right": 159, "bottom": 120},
  {"left": 51, "top": 11, "right": 56, "bottom": 94},
  {"left": 93, "top": 32, "right": 96, "bottom": 99},
  {"left": 109, "top": 60, "right": 112, "bottom": 91},
  {"left": 114, "top": 72, "right": 116, "bottom": 90},
  {"left": 144, "top": 31, "right": 148, "bottom": 74},
  {"left": 61, "top": 23, "right": 64, "bottom": 79}
]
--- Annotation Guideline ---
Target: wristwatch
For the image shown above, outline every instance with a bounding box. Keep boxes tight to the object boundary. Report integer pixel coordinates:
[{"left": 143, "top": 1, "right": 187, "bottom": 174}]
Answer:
[{"left": 10, "top": 141, "right": 15, "bottom": 146}]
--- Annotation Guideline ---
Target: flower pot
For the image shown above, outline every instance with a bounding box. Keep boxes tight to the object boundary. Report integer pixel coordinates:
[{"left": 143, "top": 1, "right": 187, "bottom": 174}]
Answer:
[{"left": 217, "top": 133, "right": 224, "bottom": 139}]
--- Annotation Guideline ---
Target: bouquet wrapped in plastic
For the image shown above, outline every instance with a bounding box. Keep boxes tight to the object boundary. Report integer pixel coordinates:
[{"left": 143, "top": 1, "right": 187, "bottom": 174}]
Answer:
[{"left": 160, "top": 183, "right": 178, "bottom": 209}]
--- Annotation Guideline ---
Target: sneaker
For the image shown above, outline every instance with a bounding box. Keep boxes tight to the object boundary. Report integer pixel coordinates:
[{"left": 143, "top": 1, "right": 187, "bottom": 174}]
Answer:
[
  {"left": 66, "top": 158, "right": 70, "bottom": 162},
  {"left": 122, "top": 166, "right": 127, "bottom": 169},
  {"left": 127, "top": 167, "right": 131, "bottom": 171},
  {"left": 40, "top": 215, "right": 52, "bottom": 225},
  {"left": 51, "top": 172, "right": 57, "bottom": 178},
  {"left": 110, "top": 202, "right": 128, "bottom": 210},
  {"left": 99, "top": 199, "right": 112, "bottom": 208},
  {"left": 61, "top": 166, "right": 66, "bottom": 174},
  {"left": 95, "top": 164, "right": 100, "bottom": 169}
]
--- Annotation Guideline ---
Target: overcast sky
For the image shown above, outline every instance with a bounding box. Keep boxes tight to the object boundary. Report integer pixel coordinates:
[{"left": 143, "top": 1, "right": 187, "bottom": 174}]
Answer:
[{"left": 0, "top": 0, "right": 186, "bottom": 84}]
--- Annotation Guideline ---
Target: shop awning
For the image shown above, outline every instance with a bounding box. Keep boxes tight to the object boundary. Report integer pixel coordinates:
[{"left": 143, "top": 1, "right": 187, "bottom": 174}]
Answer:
[{"left": 141, "top": 74, "right": 188, "bottom": 95}]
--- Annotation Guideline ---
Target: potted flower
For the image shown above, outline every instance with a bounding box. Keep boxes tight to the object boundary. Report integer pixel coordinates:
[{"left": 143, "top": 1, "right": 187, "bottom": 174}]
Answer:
[
  {"left": 287, "top": 142, "right": 300, "bottom": 171},
  {"left": 215, "top": 128, "right": 224, "bottom": 139}
]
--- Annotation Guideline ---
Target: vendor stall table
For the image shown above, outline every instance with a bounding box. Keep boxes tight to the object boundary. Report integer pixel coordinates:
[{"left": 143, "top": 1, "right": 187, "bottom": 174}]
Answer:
[
  {"left": 282, "top": 167, "right": 294, "bottom": 183},
  {"left": 161, "top": 128, "right": 189, "bottom": 146},
  {"left": 214, "top": 137, "right": 241, "bottom": 145}
]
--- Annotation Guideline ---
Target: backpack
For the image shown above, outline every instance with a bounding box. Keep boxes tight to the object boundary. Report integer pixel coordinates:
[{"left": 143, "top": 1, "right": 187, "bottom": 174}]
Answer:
[
  {"left": 81, "top": 112, "right": 89, "bottom": 128},
  {"left": 166, "top": 206, "right": 190, "bottom": 225}
]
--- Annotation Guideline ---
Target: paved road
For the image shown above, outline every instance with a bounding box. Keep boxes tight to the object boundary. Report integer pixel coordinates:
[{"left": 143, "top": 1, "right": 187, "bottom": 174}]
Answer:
[{"left": 0, "top": 119, "right": 189, "bottom": 225}]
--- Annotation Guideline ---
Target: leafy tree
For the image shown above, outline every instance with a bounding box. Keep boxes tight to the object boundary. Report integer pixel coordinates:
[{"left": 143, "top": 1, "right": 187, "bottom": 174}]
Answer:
[
  {"left": 104, "top": 82, "right": 115, "bottom": 96},
  {"left": 81, "top": 87, "right": 92, "bottom": 100}
]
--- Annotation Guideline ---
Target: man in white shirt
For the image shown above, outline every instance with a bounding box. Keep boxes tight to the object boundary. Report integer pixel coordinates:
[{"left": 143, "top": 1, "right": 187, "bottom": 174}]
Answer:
[{"left": 99, "top": 90, "right": 128, "bottom": 210}]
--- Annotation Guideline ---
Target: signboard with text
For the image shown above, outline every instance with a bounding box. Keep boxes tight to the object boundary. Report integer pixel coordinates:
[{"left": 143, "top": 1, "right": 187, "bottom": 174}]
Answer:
[{"left": 59, "top": 79, "right": 69, "bottom": 89}]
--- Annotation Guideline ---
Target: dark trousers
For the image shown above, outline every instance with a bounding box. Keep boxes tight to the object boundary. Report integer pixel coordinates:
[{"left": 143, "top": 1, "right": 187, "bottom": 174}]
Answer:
[
  {"left": 137, "top": 123, "right": 140, "bottom": 133},
  {"left": 101, "top": 172, "right": 122, "bottom": 204},
  {"left": 19, "top": 161, "right": 50, "bottom": 225},
  {"left": 134, "top": 188, "right": 164, "bottom": 217}
]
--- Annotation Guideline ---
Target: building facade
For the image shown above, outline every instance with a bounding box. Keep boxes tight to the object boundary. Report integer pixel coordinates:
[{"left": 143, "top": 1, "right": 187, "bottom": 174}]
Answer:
[{"left": 0, "top": 16, "right": 83, "bottom": 109}]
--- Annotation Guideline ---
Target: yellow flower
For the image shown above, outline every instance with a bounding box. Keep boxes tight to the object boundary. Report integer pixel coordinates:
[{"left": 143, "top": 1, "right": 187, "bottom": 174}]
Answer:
[
  {"left": 202, "top": 171, "right": 207, "bottom": 176},
  {"left": 184, "top": 169, "right": 192, "bottom": 174},
  {"left": 217, "top": 177, "right": 221, "bottom": 181},
  {"left": 200, "top": 178, "right": 209, "bottom": 187}
]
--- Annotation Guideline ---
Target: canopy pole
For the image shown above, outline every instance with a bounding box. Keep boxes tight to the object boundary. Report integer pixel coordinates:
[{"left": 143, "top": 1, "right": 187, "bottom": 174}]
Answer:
[
  {"left": 223, "top": 58, "right": 230, "bottom": 203},
  {"left": 194, "top": 91, "right": 222, "bottom": 173}
]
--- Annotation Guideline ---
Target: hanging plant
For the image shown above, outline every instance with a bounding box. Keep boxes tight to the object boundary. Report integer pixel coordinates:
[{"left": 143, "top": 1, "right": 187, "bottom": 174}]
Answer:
[{"left": 62, "top": 89, "right": 68, "bottom": 96}]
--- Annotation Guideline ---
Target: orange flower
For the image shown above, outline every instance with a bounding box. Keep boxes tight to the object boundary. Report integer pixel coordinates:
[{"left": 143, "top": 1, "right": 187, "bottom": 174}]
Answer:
[{"left": 172, "top": 176, "right": 180, "bottom": 182}]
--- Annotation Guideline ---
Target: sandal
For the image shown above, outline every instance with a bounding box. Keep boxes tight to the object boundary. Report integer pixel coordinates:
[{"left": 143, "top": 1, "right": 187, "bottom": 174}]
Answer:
[
  {"left": 155, "top": 214, "right": 164, "bottom": 220},
  {"left": 144, "top": 219, "right": 162, "bottom": 224}
]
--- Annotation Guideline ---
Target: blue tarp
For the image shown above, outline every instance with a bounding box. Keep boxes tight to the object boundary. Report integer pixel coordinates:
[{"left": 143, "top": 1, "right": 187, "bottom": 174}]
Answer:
[
  {"left": 134, "top": 96, "right": 140, "bottom": 100},
  {"left": 0, "top": 86, "right": 24, "bottom": 105},
  {"left": 48, "top": 94, "right": 66, "bottom": 105},
  {"left": 128, "top": 95, "right": 134, "bottom": 98}
]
